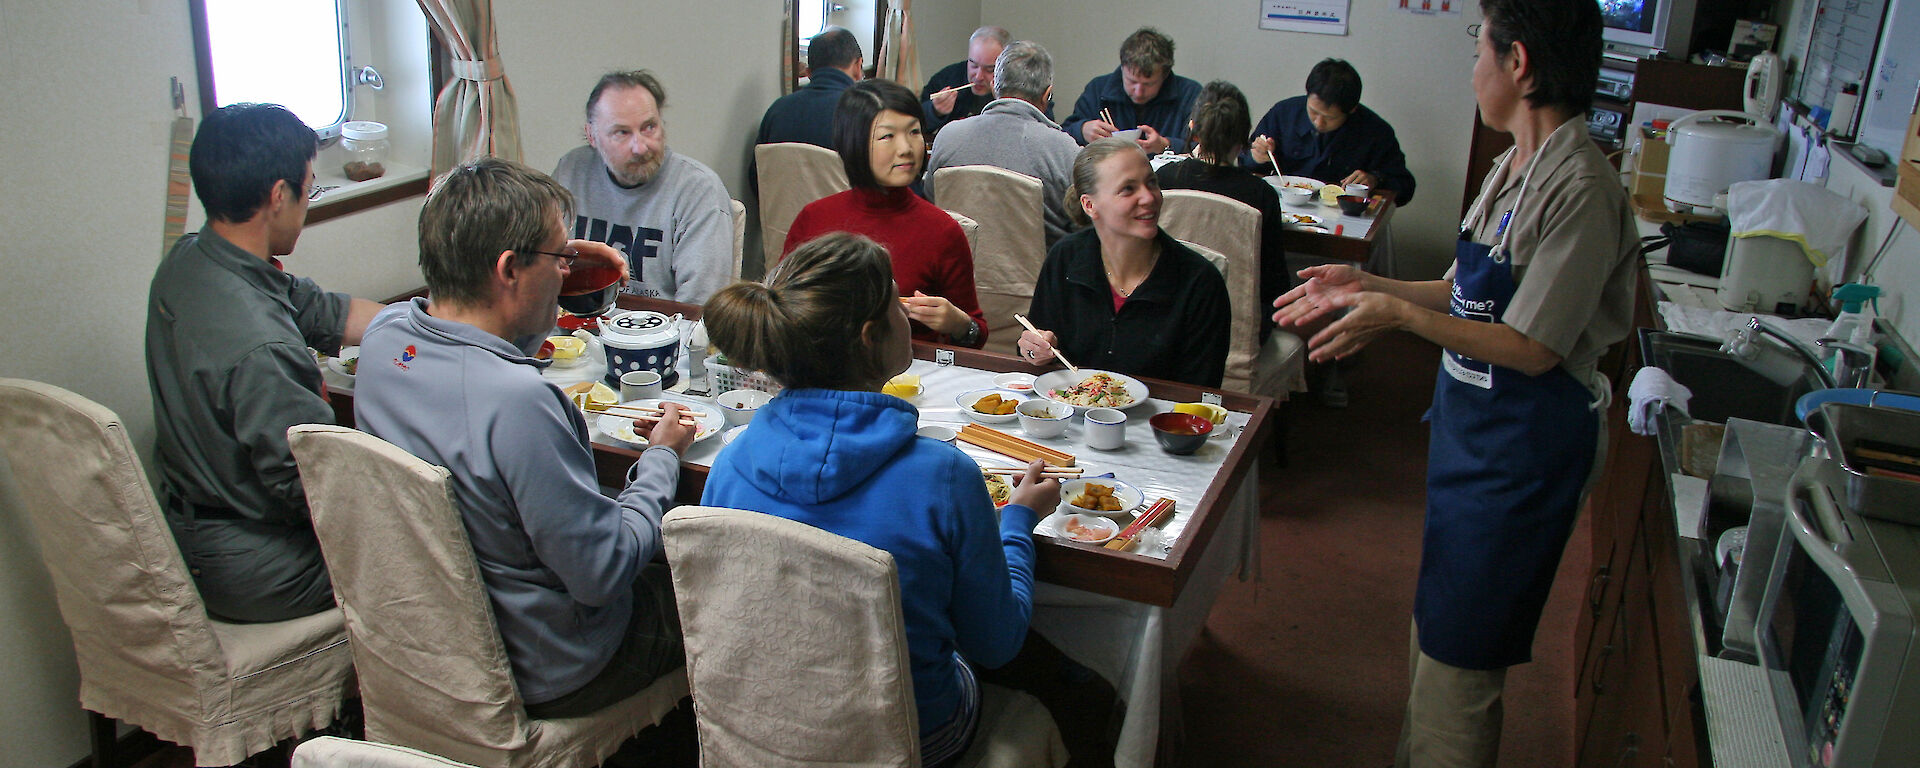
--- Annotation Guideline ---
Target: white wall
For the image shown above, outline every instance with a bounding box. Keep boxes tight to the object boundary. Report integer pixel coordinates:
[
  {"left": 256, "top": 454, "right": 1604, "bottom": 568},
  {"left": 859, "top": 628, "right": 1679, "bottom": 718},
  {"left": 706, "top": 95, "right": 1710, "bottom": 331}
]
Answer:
[{"left": 983, "top": 0, "right": 1483, "bottom": 279}]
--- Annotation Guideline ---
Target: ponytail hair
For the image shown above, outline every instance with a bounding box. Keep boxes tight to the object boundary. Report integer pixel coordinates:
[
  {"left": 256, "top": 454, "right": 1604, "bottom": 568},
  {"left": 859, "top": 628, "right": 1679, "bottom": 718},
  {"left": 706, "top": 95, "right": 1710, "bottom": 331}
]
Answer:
[
  {"left": 1062, "top": 137, "right": 1150, "bottom": 227},
  {"left": 703, "top": 232, "right": 898, "bottom": 390},
  {"left": 1189, "top": 80, "right": 1251, "bottom": 165}
]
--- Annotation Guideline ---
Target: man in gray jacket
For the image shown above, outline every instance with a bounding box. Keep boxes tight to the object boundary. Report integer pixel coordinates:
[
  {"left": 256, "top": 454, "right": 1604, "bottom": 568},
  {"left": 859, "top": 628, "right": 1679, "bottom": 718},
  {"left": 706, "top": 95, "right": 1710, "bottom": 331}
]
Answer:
[
  {"left": 554, "top": 70, "right": 734, "bottom": 304},
  {"left": 355, "top": 158, "right": 694, "bottom": 718},
  {"left": 928, "top": 41, "right": 1082, "bottom": 246}
]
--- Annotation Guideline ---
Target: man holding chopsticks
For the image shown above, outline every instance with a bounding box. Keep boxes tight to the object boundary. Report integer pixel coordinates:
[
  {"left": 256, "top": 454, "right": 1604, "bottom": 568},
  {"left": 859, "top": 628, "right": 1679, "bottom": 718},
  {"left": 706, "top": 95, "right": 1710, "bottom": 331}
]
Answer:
[
  {"left": 1060, "top": 27, "right": 1201, "bottom": 155},
  {"left": 919, "top": 26, "right": 1010, "bottom": 141},
  {"left": 355, "top": 157, "right": 694, "bottom": 720}
]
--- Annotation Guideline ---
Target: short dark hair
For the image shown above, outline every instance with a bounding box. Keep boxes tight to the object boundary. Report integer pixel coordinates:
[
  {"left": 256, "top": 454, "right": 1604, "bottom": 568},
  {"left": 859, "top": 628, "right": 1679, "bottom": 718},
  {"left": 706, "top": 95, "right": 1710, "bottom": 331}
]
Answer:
[
  {"left": 1190, "top": 81, "right": 1252, "bottom": 164},
  {"left": 705, "top": 232, "right": 898, "bottom": 390},
  {"left": 1119, "top": 28, "right": 1174, "bottom": 77},
  {"left": 1304, "top": 59, "right": 1362, "bottom": 113},
  {"left": 189, "top": 103, "right": 317, "bottom": 224},
  {"left": 1480, "top": 0, "right": 1602, "bottom": 115},
  {"left": 832, "top": 79, "right": 925, "bottom": 190},
  {"left": 418, "top": 157, "right": 574, "bottom": 307},
  {"left": 808, "top": 26, "right": 861, "bottom": 72},
  {"left": 585, "top": 70, "right": 667, "bottom": 121}
]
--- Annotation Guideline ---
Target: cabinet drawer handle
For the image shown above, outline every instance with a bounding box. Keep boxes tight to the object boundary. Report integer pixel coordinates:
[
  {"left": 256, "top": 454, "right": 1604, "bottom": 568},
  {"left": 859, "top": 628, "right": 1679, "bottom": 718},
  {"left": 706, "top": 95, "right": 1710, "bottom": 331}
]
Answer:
[{"left": 1590, "top": 565, "right": 1612, "bottom": 619}]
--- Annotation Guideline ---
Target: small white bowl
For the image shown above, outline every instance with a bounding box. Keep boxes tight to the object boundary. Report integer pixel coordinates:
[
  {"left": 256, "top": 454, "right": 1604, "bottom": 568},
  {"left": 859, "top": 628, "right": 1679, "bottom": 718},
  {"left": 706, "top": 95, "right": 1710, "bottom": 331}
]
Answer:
[
  {"left": 1109, "top": 128, "right": 1141, "bottom": 143},
  {"left": 1057, "top": 478, "right": 1144, "bottom": 518},
  {"left": 1016, "top": 399, "right": 1070, "bottom": 439},
  {"left": 958, "top": 388, "right": 1020, "bottom": 424},
  {"left": 1278, "top": 186, "right": 1314, "bottom": 206},
  {"left": 915, "top": 425, "right": 957, "bottom": 442},
  {"left": 716, "top": 389, "right": 773, "bottom": 426},
  {"left": 1058, "top": 513, "right": 1119, "bottom": 544},
  {"left": 994, "top": 372, "right": 1037, "bottom": 392}
]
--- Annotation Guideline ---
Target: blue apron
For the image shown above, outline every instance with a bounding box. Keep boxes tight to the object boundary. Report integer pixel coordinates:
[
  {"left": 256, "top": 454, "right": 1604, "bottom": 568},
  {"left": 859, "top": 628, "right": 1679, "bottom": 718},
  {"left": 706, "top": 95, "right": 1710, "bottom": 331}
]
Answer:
[{"left": 1416, "top": 140, "right": 1599, "bottom": 670}]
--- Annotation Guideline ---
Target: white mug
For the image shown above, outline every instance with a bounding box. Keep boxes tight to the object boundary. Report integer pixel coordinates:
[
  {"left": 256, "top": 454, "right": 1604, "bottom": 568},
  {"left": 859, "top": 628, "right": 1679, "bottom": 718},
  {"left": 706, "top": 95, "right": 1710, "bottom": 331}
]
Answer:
[
  {"left": 620, "top": 370, "right": 663, "bottom": 401},
  {"left": 1084, "top": 407, "right": 1127, "bottom": 451},
  {"left": 1344, "top": 183, "right": 1371, "bottom": 199}
]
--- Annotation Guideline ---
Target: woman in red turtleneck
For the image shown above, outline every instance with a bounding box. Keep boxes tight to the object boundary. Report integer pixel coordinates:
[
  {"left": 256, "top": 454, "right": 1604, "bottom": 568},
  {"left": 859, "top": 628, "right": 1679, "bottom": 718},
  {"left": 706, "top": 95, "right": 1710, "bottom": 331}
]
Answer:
[{"left": 782, "top": 79, "right": 987, "bottom": 348}]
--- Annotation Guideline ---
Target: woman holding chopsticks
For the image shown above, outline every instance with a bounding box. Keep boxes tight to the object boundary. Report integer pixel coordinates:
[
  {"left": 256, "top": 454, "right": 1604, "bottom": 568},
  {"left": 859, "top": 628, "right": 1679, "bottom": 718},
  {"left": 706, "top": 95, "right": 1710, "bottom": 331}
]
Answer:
[
  {"left": 783, "top": 79, "right": 989, "bottom": 348},
  {"left": 702, "top": 232, "right": 1060, "bottom": 768},
  {"left": 1017, "top": 137, "right": 1230, "bottom": 387}
]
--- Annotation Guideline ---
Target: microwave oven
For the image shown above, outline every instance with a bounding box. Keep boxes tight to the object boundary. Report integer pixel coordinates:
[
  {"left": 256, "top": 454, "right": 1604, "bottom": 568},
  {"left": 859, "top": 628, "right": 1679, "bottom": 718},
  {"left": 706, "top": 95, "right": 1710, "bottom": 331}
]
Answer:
[{"left": 1755, "top": 458, "right": 1920, "bottom": 767}]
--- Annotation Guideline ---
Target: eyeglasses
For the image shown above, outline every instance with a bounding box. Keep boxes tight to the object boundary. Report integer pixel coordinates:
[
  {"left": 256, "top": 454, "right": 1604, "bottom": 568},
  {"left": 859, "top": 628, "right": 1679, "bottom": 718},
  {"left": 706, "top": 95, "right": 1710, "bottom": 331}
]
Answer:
[
  {"left": 526, "top": 249, "right": 577, "bottom": 269},
  {"left": 1467, "top": 23, "right": 1481, "bottom": 38}
]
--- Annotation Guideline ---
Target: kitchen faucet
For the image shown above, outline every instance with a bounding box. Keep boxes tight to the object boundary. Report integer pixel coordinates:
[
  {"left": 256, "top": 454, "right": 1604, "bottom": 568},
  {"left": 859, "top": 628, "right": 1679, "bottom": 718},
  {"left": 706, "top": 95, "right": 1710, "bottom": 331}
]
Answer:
[
  {"left": 1817, "top": 338, "right": 1875, "bottom": 389},
  {"left": 1721, "top": 316, "right": 1840, "bottom": 390}
]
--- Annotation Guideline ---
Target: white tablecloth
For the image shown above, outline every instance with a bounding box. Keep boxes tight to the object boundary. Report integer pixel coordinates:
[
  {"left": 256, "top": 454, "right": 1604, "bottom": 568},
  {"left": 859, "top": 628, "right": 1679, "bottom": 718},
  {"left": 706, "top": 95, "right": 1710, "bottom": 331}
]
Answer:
[{"left": 567, "top": 322, "right": 1262, "bottom": 767}]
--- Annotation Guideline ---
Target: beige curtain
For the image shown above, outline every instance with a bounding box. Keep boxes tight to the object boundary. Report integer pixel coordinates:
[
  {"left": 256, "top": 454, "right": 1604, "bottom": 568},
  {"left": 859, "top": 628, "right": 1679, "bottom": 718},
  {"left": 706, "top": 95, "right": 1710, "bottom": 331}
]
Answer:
[
  {"left": 416, "top": 0, "right": 521, "bottom": 174},
  {"left": 876, "top": 0, "right": 920, "bottom": 89}
]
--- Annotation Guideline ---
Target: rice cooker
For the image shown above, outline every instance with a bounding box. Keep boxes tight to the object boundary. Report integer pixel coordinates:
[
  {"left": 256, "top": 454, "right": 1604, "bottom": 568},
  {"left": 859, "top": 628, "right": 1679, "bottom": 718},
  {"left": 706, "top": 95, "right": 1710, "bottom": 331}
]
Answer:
[
  {"left": 598, "top": 310, "right": 682, "bottom": 387},
  {"left": 1664, "top": 109, "right": 1778, "bottom": 214}
]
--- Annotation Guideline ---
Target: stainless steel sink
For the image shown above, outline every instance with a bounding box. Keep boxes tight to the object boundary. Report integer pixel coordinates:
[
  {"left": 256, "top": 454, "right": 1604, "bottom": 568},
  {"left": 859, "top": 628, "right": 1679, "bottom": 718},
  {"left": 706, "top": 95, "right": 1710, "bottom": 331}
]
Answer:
[{"left": 1641, "top": 329, "right": 1828, "bottom": 426}]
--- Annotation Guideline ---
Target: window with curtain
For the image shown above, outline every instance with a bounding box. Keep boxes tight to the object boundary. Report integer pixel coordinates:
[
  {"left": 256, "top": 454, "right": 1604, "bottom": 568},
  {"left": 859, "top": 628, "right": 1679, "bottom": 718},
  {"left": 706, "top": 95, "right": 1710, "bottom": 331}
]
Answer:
[{"left": 192, "top": 0, "right": 352, "bottom": 137}]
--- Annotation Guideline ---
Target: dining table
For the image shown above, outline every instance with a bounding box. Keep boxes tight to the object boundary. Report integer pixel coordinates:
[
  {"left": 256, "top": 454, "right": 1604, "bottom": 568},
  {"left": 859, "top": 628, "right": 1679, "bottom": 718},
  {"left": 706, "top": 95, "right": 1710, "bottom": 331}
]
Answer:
[
  {"left": 1148, "top": 151, "right": 1398, "bottom": 270},
  {"left": 329, "top": 294, "right": 1277, "bottom": 768}
]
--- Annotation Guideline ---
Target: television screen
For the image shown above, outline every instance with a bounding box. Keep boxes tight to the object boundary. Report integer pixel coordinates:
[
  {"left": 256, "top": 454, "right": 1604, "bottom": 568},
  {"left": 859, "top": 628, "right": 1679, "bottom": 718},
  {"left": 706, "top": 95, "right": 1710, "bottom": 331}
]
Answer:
[{"left": 1601, "top": 0, "right": 1659, "bottom": 34}]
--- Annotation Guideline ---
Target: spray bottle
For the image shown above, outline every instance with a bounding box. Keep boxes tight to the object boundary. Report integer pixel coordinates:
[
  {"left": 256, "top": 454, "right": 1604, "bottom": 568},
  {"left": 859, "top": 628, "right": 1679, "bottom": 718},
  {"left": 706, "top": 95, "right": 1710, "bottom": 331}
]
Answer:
[{"left": 1824, "top": 283, "right": 1880, "bottom": 378}]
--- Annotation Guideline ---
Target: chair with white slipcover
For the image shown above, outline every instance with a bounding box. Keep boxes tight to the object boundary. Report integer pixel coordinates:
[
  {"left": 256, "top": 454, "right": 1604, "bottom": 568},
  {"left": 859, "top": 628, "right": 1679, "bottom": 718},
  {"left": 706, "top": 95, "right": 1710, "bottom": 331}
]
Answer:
[
  {"left": 0, "top": 378, "right": 354, "bottom": 768},
  {"left": 661, "top": 505, "right": 1070, "bottom": 767},
  {"left": 289, "top": 424, "right": 687, "bottom": 768},
  {"left": 1161, "top": 189, "right": 1309, "bottom": 399},
  {"left": 754, "top": 142, "right": 851, "bottom": 270},
  {"left": 930, "top": 165, "right": 1049, "bottom": 357}
]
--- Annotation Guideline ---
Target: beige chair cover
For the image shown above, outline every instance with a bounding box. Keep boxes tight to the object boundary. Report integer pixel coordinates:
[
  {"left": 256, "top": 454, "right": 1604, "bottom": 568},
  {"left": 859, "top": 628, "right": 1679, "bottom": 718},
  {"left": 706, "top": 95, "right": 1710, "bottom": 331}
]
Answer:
[
  {"left": 753, "top": 143, "right": 851, "bottom": 269},
  {"left": 1162, "top": 191, "right": 1307, "bottom": 398},
  {"left": 930, "top": 166, "right": 1048, "bottom": 357},
  {"left": 661, "top": 506, "right": 1068, "bottom": 768},
  {"left": 294, "top": 736, "right": 480, "bottom": 768},
  {"left": 947, "top": 209, "right": 982, "bottom": 255},
  {"left": 289, "top": 425, "right": 687, "bottom": 768},
  {"left": 729, "top": 198, "right": 748, "bottom": 281},
  {"left": 0, "top": 379, "right": 353, "bottom": 767}
]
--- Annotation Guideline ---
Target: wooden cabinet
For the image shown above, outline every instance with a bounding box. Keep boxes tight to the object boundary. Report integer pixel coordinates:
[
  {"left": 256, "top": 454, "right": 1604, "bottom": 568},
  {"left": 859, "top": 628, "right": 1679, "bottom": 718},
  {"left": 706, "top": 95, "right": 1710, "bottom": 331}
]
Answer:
[{"left": 1574, "top": 269, "right": 1706, "bottom": 768}]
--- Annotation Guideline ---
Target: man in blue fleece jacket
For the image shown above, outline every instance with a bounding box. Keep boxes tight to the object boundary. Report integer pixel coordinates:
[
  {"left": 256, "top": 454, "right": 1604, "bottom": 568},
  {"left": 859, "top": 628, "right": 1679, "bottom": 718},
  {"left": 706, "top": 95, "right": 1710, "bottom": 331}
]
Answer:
[
  {"left": 698, "top": 232, "right": 1058, "bottom": 766},
  {"left": 355, "top": 157, "right": 694, "bottom": 719}
]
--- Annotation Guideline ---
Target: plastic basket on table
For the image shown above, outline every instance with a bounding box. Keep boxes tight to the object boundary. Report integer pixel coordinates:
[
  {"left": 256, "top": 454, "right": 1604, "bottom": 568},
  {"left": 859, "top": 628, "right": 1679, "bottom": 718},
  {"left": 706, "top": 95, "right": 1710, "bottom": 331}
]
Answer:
[{"left": 706, "top": 355, "right": 784, "bottom": 395}]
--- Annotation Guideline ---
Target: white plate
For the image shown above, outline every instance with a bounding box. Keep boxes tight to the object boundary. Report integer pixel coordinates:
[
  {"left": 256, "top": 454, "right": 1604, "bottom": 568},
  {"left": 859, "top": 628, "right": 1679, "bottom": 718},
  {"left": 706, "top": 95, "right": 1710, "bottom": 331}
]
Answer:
[
  {"left": 597, "top": 399, "right": 725, "bottom": 447},
  {"left": 993, "top": 372, "right": 1037, "bottom": 392},
  {"left": 1283, "top": 212, "right": 1324, "bottom": 228},
  {"left": 1057, "top": 478, "right": 1146, "bottom": 519},
  {"left": 1057, "top": 513, "right": 1119, "bottom": 544},
  {"left": 957, "top": 388, "right": 1021, "bottom": 424},
  {"left": 326, "top": 345, "right": 361, "bottom": 378},
  {"left": 720, "top": 424, "right": 747, "bottom": 446},
  {"left": 1034, "top": 369, "right": 1149, "bottom": 413},
  {"left": 1266, "top": 174, "right": 1325, "bottom": 193}
]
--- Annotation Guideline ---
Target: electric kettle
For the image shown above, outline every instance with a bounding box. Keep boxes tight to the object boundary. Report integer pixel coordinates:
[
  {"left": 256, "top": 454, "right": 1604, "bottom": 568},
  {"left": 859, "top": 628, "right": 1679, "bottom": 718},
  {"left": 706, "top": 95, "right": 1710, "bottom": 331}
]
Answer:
[{"left": 1664, "top": 110, "right": 1778, "bottom": 214}]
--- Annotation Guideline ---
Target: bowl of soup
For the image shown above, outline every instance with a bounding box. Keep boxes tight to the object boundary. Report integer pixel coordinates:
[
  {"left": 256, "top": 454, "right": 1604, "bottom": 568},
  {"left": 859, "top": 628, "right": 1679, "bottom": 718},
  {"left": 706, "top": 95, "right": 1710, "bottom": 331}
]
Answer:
[{"left": 1148, "top": 412, "right": 1213, "bottom": 455}]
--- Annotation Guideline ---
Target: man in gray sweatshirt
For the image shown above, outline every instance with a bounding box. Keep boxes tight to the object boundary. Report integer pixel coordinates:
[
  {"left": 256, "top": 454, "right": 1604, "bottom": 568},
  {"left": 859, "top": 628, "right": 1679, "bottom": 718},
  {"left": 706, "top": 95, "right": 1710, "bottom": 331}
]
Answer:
[
  {"left": 554, "top": 70, "right": 735, "bottom": 304},
  {"left": 355, "top": 157, "right": 694, "bottom": 718}
]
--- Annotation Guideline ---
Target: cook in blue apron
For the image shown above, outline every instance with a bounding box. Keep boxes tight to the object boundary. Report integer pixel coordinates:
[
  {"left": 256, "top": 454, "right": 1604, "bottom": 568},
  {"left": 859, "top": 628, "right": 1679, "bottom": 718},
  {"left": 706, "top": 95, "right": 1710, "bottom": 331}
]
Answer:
[{"left": 1418, "top": 130, "right": 1600, "bottom": 670}]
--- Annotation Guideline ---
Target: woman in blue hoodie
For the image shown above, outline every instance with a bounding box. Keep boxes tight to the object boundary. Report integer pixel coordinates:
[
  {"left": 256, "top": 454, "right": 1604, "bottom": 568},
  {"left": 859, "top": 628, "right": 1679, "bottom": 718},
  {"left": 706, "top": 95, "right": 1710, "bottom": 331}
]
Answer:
[{"left": 701, "top": 232, "right": 1059, "bottom": 766}]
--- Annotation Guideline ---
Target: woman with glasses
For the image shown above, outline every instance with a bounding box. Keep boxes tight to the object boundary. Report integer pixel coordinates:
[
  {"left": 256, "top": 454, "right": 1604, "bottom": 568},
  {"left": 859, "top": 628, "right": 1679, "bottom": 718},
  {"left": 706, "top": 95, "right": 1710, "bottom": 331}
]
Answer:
[
  {"left": 1272, "top": 2, "right": 1638, "bottom": 765},
  {"left": 783, "top": 79, "right": 988, "bottom": 348}
]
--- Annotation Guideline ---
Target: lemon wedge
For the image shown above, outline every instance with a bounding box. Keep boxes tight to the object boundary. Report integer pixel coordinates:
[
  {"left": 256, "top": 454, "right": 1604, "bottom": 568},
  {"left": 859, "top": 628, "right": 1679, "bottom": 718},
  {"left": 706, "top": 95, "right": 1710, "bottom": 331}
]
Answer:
[
  {"left": 882, "top": 373, "right": 923, "bottom": 399},
  {"left": 1173, "top": 402, "right": 1228, "bottom": 424},
  {"left": 1319, "top": 183, "right": 1343, "bottom": 205},
  {"left": 547, "top": 335, "right": 585, "bottom": 359}
]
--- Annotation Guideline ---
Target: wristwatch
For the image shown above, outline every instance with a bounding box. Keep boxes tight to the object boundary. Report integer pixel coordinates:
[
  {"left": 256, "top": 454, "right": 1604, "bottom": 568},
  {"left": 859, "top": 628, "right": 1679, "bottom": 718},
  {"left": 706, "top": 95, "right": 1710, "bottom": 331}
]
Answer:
[{"left": 952, "top": 319, "right": 980, "bottom": 347}]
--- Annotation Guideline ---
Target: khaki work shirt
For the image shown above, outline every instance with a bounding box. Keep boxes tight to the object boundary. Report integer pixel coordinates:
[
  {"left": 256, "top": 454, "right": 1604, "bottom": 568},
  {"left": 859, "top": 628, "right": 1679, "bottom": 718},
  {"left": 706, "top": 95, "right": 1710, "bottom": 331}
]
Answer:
[{"left": 1455, "top": 117, "right": 1639, "bottom": 392}]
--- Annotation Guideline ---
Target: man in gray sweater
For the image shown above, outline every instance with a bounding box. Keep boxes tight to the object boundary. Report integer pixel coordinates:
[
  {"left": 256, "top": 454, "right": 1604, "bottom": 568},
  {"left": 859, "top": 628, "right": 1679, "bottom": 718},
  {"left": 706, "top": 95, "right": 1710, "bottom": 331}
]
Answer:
[
  {"left": 355, "top": 157, "right": 694, "bottom": 718},
  {"left": 928, "top": 40, "right": 1081, "bottom": 246},
  {"left": 554, "top": 70, "right": 735, "bottom": 305}
]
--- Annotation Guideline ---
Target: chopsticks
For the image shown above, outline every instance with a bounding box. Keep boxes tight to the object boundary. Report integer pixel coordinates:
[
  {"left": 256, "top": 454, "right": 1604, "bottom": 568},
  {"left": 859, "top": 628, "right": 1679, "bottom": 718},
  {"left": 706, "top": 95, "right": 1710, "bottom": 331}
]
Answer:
[
  {"left": 1013, "top": 313, "right": 1078, "bottom": 374},
  {"left": 980, "top": 465, "right": 1083, "bottom": 478},
  {"left": 1099, "top": 107, "right": 1116, "bottom": 127},
  {"left": 582, "top": 400, "right": 700, "bottom": 427},
  {"left": 1105, "top": 497, "right": 1176, "bottom": 550},
  {"left": 930, "top": 84, "right": 967, "bottom": 98},
  {"left": 957, "top": 423, "right": 1076, "bottom": 467}
]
